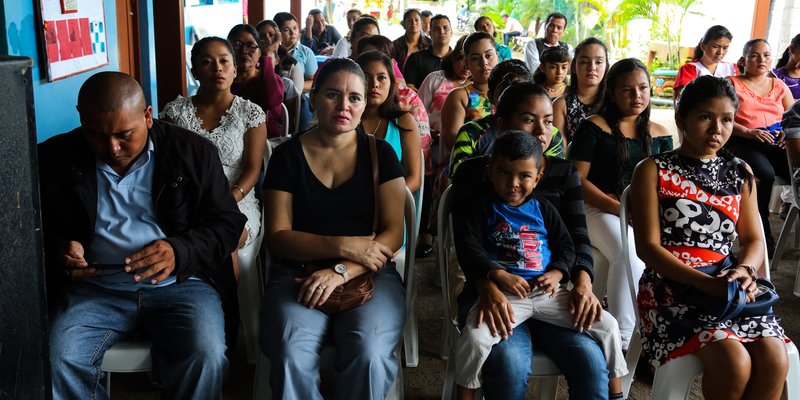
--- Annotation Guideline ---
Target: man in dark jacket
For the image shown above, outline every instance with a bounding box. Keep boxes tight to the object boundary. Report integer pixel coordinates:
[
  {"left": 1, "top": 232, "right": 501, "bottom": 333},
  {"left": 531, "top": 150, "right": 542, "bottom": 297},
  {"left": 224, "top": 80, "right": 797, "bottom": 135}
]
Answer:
[{"left": 39, "top": 72, "right": 246, "bottom": 399}]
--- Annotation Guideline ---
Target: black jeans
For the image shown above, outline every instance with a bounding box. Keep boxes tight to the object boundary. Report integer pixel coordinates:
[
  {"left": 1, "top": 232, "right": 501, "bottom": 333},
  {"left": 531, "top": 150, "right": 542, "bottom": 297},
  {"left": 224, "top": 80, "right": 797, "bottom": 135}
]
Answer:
[{"left": 726, "top": 136, "right": 790, "bottom": 245}]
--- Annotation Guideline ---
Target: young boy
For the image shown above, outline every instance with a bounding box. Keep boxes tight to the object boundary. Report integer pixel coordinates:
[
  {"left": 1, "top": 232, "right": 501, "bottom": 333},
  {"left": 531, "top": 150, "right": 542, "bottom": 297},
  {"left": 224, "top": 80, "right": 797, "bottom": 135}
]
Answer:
[{"left": 453, "top": 131, "right": 627, "bottom": 399}]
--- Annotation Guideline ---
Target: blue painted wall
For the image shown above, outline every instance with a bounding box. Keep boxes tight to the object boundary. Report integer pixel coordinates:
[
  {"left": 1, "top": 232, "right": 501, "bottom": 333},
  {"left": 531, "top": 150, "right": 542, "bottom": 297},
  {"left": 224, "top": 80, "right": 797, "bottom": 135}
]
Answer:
[{"left": 3, "top": 1, "right": 157, "bottom": 142}]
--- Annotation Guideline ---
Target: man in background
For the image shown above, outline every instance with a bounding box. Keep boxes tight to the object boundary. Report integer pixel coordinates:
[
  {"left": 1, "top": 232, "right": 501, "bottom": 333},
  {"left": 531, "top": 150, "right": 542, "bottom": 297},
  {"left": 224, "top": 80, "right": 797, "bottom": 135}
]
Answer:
[
  {"left": 501, "top": 13, "right": 524, "bottom": 46},
  {"left": 525, "top": 12, "right": 573, "bottom": 72},
  {"left": 301, "top": 9, "right": 342, "bottom": 55}
]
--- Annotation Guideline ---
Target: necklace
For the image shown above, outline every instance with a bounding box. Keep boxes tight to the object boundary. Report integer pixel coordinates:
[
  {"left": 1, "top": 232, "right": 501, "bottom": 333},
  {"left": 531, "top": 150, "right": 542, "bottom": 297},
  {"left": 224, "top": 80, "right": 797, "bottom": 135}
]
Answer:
[
  {"left": 363, "top": 119, "right": 382, "bottom": 136},
  {"left": 544, "top": 82, "right": 565, "bottom": 93}
]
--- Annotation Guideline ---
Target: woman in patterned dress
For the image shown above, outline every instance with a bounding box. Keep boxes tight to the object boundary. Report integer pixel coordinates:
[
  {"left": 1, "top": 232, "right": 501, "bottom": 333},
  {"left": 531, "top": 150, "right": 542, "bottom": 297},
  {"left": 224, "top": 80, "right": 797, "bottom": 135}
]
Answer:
[
  {"left": 162, "top": 37, "right": 267, "bottom": 280},
  {"left": 553, "top": 37, "right": 609, "bottom": 143},
  {"left": 629, "top": 75, "right": 789, "bottom": 400}
]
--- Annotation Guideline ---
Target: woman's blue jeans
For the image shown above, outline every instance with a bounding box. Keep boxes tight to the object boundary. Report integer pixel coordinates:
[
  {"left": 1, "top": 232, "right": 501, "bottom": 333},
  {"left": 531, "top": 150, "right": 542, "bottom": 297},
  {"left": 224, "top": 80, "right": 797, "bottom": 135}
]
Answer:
[
  {"left": 260, "top": 263, "right": 405, "bottom": 400},
  {"left": 481, "top": 319, "right": 609, "bottom": 400},
  {"left": 49, "top": 280, "right": 228, "bottom": 400}
]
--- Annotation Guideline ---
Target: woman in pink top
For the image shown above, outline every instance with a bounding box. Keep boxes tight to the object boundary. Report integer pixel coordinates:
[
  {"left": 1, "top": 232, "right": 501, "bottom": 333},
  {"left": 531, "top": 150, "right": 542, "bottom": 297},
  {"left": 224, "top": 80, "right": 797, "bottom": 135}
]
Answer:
[
  {"left": 725, "top": 38, "right": 795, "bottom": 252},
  {"left": 673, "top": 25, "right": 738, "bottom": 104}
]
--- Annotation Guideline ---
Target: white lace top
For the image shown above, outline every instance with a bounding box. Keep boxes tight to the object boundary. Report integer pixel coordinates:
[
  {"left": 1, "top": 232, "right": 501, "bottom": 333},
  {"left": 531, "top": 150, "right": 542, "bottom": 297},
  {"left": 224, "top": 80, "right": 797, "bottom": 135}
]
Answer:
[{"left": 161, "top": 95, "right": 266, "bottom": 244}]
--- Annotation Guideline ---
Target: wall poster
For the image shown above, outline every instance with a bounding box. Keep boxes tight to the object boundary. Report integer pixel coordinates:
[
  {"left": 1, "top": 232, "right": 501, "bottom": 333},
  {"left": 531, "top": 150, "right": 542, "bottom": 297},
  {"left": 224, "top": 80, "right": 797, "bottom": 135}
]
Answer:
[{"left": 39, "top": 0, "right": 108, "bottom": 81}]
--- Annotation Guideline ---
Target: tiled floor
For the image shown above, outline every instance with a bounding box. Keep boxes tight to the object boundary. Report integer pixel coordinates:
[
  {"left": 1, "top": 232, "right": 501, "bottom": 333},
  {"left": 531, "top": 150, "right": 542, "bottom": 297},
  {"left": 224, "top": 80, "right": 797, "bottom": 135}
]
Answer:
[{"left": 110, "top": 215, "right": 800, "bottom": 400}]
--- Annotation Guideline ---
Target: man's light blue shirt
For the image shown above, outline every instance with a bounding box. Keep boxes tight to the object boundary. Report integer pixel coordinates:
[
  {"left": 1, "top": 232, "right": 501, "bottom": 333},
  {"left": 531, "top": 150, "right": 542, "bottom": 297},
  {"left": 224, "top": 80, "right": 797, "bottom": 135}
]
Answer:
[{"left": 85, "top": 138, "right": 176, "bottom": 290}]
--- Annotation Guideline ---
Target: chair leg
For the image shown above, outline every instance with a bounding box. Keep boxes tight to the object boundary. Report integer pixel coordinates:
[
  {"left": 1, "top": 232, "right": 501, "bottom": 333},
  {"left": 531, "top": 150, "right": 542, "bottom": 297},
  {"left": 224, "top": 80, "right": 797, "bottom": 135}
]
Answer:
[
  {"left": 106, "top": 372, "right": 112, "bottom": 398},
  {"left": 537, "top": 376, "right": 559, "bottom": 400},
  {"left": 785, "top": 342, "right": 800, "bottom": 400},
  {"left": 403, "top": 316, "right": 419, "bottom": 367},
  {"left": 622, "top": 330, "right": 643, "bottom": 399},
  {"left": 773, "top": 206, "right": 799, "bottom": 270},
  {"left": 793, "top": 257, "right": 800, "bottom": 298}
]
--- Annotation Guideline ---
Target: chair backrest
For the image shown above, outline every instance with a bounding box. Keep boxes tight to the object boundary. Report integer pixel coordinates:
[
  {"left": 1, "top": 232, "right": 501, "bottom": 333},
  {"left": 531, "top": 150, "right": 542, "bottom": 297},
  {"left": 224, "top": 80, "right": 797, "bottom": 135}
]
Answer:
[
  {"left": 402, "top": 187, "right": 418, "bottom": 321},
  {"left": 412, "top": 149, "right": 425, "bottom": 240},
  {"left": 280, "top": 102, "right": 290, "bottom": 137},
  {"left": 437, "top": 185, "right": 455, "bottom": 326},
  {"left": 618, "top": 186, "right": 637, "bottom": 315}
]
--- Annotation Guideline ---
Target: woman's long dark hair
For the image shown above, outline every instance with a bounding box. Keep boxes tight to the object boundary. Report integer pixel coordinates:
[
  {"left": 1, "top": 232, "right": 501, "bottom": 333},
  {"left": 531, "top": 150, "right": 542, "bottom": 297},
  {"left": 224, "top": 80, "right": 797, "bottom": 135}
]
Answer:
[
  {"left": 191, "top": 36, "right": 236, "bottom": 70},
  {"left": 676, "top": 75, "right": 754, "bottom": 189},
  {"left": 776, "top": 34, "right": 800, "bottom": 69},
  {"left": 598, "top": 58, "right": 651, "bottom": 195},
  {"left": 354, "top": 51, "right": 408, "bottom": 126},
  {"left": 693, "top": 25, "right": 733, "bottom": 61},
  {"left": 568, "top": 37, "right": 609, "bottom": 112},
  {"left": 441, "top": 35, "right": 468, "bottom": 81},
  {"left": 495, "top": 82, "right": 550, "bottom": 121},
  {"left": 356, "top": 35, "right": 397, "bottom": 60}
]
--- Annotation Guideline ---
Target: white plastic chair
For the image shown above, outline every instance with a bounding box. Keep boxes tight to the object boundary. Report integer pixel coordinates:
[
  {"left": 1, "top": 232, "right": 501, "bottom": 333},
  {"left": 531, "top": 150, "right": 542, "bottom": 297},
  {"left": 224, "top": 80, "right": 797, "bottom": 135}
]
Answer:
[
  {"left": 100, "top": 227, "right": 266, "bottom": 392},
  {"left": 771, "top": 157, "right": 799, "bottom": 271},
  {"left": 279, "top": 103, "right": 290, "bottom": 137},
  {"left": 403, "top": 149, "right": 426, "bottom": 368},
  {"left": 618, "top": 185, "right": 800, "bottom": 400},
  {"left": 437, "top": 186, "right": 560, "bottom": 400},
  {"left": 253, "top": 187, "right": 417, "bottom": 400}
]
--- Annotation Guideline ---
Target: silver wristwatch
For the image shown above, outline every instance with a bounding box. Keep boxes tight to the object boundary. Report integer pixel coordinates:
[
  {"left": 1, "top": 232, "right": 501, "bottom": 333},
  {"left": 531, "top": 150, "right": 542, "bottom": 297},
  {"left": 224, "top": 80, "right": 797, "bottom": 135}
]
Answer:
[{"left": 333, "top": 263, "right": 349, "bottom": 283}]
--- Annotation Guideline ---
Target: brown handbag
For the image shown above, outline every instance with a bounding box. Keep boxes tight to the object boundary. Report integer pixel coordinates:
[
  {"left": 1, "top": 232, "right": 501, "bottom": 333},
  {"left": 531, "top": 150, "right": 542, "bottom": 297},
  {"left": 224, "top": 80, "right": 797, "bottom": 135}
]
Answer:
[{"left": 311, "top": 134, "right": 380, "bottom": 313}]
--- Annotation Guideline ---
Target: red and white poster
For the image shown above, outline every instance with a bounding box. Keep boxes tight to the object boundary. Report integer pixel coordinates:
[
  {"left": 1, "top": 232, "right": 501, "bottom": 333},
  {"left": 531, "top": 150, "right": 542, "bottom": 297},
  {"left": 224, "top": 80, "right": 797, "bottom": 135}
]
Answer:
[{"left": 39, "top": 0, "right": 108, "bottom": 81}]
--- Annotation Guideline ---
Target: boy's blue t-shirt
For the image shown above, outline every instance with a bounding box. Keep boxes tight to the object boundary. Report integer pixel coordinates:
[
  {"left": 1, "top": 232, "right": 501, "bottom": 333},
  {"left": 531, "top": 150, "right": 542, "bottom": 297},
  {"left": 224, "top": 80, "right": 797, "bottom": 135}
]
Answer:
[{"left": 484, "top": 197, "right": 551, "bottom": 280}]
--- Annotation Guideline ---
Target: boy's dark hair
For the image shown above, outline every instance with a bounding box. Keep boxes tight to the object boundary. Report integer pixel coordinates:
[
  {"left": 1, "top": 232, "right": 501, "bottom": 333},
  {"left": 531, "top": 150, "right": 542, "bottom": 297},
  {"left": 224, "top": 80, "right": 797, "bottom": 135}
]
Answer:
[
  {"left": 491, "top": 130, "right": 544, "bottom": 168},
  {"left": 545, "top": 12, "right": 567, "bottom": 26},
  {"left": 273, "top": 12, "right": 297, "bottom": 29},
  {"left": 488, "top": 59, "right": 531, "bottom": 101},
  {"left": 431, "top": 14, "right": 450, "bottom": 26},
  {"left": 309, "top": 9, "right": 323, "bottom": 17},
  {"left": 532, "top": 46, "right": 570, "bottom": 85},
  {"left": 421, "top": 10, "right": 433, "bottom": 18},
  {"left": 693, "top": 25, "right": 733, "bottom": 61},
  {"left": 676, "top": 75, "right": 754, "bottom": 188}
]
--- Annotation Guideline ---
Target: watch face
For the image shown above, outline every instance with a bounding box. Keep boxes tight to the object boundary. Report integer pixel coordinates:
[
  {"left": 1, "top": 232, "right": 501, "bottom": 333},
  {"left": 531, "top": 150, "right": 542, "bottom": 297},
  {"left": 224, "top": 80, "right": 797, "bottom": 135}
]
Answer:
[{"left": 334, "top": 263, "right": 346, "bottom": 273}]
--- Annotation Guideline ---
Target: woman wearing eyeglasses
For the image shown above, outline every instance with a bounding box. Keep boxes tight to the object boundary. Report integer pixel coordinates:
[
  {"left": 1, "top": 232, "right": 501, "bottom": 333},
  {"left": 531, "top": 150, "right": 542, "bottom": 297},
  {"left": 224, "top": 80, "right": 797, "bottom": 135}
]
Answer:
[{"left": 227, "top": 24, "right": 285, "bottom": 138}]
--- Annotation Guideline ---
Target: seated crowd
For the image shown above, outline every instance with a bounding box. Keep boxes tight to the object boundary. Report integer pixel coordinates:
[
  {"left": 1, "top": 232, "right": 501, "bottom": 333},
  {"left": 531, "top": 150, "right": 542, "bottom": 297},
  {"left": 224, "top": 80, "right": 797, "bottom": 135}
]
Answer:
[{"left": 38, "top": 6, "right": 799, "bottom": 400}]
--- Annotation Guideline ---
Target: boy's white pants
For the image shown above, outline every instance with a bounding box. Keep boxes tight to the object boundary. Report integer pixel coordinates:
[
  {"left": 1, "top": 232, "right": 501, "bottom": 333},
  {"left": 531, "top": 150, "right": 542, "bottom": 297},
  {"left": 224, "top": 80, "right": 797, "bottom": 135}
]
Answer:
[{"left": 454, "top": 286, "right": 628, "bottom": 389}]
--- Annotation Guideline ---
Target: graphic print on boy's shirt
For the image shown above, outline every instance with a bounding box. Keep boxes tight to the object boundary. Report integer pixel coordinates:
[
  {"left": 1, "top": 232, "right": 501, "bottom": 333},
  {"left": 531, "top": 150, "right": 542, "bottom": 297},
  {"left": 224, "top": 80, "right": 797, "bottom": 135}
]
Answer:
[{"left": 485, "top": 198, "right": 551, "bottom": 280}]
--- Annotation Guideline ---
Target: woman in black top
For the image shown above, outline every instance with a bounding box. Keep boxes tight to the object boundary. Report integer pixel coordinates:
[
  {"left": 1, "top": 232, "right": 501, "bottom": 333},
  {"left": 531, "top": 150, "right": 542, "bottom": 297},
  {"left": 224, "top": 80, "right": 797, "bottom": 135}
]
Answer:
[
  {"left": 260, "top": 58, "right": 407, "bottom": 399},
  {"left": 569, "top": 58, "right": 672, "bottom": 352},
  {"left": 393, "top": 8, "right": 431, "bottom": 74}
]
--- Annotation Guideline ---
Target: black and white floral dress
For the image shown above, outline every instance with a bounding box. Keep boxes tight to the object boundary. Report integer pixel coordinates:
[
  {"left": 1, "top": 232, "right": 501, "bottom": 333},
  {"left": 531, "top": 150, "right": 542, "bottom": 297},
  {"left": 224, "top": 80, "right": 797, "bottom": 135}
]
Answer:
[{"left": 638, "top": 151, "right": 789, "bottom": 368}]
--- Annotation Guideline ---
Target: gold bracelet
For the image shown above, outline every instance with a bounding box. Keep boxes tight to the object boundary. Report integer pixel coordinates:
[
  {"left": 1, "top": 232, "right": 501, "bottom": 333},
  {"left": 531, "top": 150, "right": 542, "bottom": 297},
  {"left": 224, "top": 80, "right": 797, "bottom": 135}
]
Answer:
[{"left": 232, "top": 185, "right": 245, "bottom": 197}]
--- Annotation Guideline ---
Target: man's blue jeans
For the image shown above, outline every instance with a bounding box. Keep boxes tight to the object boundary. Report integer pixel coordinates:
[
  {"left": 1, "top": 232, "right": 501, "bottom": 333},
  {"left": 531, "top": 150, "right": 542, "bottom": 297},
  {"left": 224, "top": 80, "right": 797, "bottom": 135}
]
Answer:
[
  {"left": 481, "top": 319, "right": 609, "bottom": 400},
  {"left": 503, "top": 31, "right": 522, "bottom": 46},
  {"left": 49, "top": 280, "right": 227, "bottom": 400}
]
